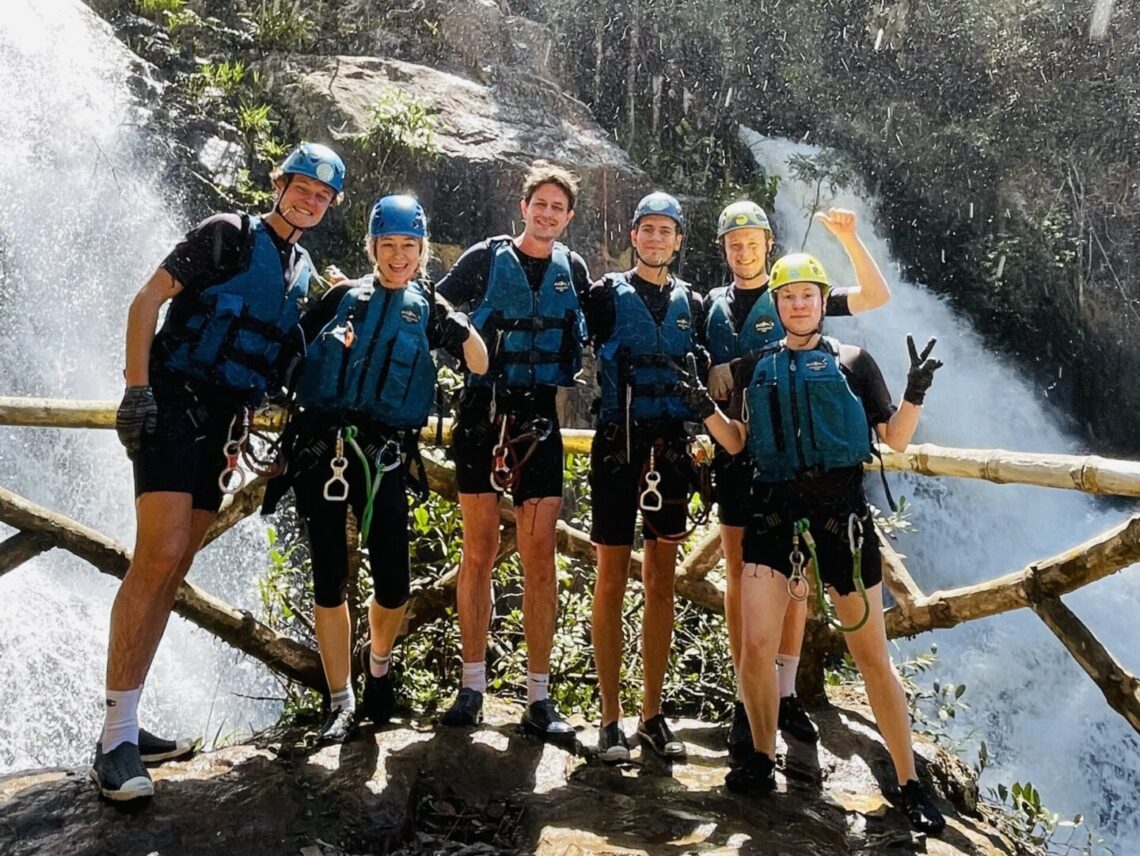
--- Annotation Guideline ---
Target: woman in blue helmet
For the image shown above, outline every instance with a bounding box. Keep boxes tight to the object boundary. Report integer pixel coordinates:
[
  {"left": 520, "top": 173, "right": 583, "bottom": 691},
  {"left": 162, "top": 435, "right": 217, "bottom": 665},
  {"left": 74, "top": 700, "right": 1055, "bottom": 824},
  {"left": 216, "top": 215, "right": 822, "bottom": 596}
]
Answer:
[{"left": 264, "top": 195, "right": 488, "bottom": 744}]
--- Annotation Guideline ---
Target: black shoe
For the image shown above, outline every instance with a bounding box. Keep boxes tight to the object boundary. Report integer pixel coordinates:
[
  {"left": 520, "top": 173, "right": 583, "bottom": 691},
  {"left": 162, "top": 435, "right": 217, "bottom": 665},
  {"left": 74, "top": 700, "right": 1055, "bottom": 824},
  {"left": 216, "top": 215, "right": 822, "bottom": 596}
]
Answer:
[
  {"left": 778, "top": 695, "right": 819, "bottom": 744},
  {"left": 90, "top": 741, "right": 154, "bottom": 801},
  {"left": 897, "top": 780, "right": 946, "bottom": 835},
  {"left": 137, "top": 728, "right": 194, "bottom": 764},
  {"left": 361, "top": 653, "right": 397, "bottom": 725},
  {"left": 637, "top": 714, "right": 686, "bottom": 759},
  {"left": 439, "top": 688, "right": 484, "bottom": 727},
  {"left": 521, "top": 699, "right": 575, "bottom": 742},
  {"left": 597, "top": 720, "right": 630, "bottom": 763},
  {"left": 316, "top": 706, "right": 358, "bottom": 745},
  {"left": 727, "top": 701, "right": 753, "bottom": 767},
  {"left": 725, "top": 749, "right": 777, "bottom": 795}
]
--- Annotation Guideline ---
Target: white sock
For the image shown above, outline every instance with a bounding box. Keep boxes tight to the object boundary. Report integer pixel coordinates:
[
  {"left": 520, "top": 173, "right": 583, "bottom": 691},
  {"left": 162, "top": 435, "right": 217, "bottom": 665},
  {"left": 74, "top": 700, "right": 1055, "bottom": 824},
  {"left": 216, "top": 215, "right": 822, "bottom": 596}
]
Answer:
[
  {"left": 526, "top": 672, "right": 549, "bottom": 705},
  {"left": 462, "top": 661, "right": 487, "bottom": 693},
  {"left": 776, "top": 654, "right": 800, "bottom": 698},
  {"left": 369, "top": 651, "right": 390, "bottom": 679},
  {"left": 101, "top": 688, "right": 141, "bottom": 752},
  {"left": 330, "top": 685, "right": 356, "bottom": 713}
]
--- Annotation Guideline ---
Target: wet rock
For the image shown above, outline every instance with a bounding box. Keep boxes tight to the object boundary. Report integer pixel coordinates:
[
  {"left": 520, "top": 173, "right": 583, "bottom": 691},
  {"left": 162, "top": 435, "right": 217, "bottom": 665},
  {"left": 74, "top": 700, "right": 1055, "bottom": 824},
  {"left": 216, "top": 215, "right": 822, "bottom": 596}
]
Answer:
[{"left": 0, "top": 693, "right": 1016, "bottom": 855}]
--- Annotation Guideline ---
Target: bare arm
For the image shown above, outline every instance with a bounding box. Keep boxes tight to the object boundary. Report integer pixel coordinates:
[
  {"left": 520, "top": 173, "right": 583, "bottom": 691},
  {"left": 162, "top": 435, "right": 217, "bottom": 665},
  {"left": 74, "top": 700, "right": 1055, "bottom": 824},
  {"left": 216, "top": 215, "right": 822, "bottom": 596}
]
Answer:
[
  {"left": 702, "top": 409, "right": 747, "bottom": 455},
  {"left": 124, "top": 268, "right": 182, "bottom": 386},
  {"left": 816, "top": 208, "right": 890, "bottom": 313},
  {"left": 875, "top": 400, "right": 921, "bottom": 452},
  {"left": 462, "top": 326, "right": 489, "bottom": 375}
]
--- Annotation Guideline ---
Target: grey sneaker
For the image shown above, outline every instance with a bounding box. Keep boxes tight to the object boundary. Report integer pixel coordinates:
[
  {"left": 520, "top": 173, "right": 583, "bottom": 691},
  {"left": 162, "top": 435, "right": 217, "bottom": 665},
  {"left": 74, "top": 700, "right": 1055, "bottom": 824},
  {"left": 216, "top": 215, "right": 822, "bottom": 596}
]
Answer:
[
  {"left": 90, "top": 741, "right": 154, "bottom": 801},
  {"left": 637, "top": 714, "right": 686, "bottom": 758},
  {"left": 521, "top": 699, "right": 575, "bottom": 742},
  {"left": 597, "top": 720, "right": 630, "bottom": 763},
  {"left": 137, "top": 728, "right": 194, "bottom": 763}
]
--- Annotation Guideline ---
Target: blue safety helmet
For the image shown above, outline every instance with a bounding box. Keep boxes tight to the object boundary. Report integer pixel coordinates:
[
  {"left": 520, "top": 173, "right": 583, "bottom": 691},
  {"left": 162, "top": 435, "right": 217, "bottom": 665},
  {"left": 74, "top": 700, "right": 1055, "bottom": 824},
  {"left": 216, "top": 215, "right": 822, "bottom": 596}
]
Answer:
[
  {"left": 278, "top": 142, "right": 346, "bottom": 194},
  {"left": 631, "top": 191, "right": 686, "bottom": 234},
  {"left": 369, "top": 194, "right": 427, "bottom": 239}
]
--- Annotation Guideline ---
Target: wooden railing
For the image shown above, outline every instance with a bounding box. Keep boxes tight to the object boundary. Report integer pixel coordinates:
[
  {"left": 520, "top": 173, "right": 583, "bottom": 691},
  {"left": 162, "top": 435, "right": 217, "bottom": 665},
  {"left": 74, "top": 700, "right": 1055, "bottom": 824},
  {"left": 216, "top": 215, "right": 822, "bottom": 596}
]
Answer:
[{"left": 0, "top": 397, "right": 1136, "bottom": 734}]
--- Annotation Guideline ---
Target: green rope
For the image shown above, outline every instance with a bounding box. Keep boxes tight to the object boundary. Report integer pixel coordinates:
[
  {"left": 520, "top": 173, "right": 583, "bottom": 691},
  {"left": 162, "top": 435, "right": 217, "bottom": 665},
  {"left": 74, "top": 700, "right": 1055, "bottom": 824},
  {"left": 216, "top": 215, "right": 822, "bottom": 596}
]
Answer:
[
  {"left": 793, "top": 517, "right": 870, "bottom": 633},
  {"left": 343, "top": 426, "right": 383, "bottom": 542}
]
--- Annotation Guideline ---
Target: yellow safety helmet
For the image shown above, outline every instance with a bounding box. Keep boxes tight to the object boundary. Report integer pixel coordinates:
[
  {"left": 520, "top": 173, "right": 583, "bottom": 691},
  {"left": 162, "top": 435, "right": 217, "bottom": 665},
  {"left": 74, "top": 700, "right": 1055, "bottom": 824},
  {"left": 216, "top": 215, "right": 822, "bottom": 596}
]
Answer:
[
  {"left": 716, "top": 200, "right": 772, "bottom": 239},
  {"left": 768, "top": 253, "right": 831, "bottom": 299}
]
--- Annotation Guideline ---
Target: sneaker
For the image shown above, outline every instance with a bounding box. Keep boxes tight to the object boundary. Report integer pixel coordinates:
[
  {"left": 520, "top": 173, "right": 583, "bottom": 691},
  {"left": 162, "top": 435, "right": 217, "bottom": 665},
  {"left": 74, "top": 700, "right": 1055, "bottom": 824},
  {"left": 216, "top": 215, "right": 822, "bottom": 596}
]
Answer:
[
  {"left": 316, "top": 706, "right": 357, "bottom": 745},
  {"left": 439, "top": 687, "right": 483, "bottom": 727},
  {"left": 597, "top": 720, "right": 630, "bottom": 763},
  {"left": 90, "top": 741, "right": 154, "bottom": 801},
  {"left": 636, "top": 713, "right": 686, "bottom": 759},
  {"left": 897, "top": 779, "right": 946, "bottom": 835},
  {"left": 361, "top": 651, "right": 397, "bottom": 725},
  {"left": 521, "top": 699, "right": 575, "bottom": 742},
  {"left": 137, "top": 728, "right": 194, "bottom": 764},
  {"left": 727, "top": 701, "right": 753, "bottom": 767},
  {"left": 778, "top": 696, "right": 818, "bottom": 744},
  {"left": 725, "top": 749, "right": 777, "bottom": 794}
]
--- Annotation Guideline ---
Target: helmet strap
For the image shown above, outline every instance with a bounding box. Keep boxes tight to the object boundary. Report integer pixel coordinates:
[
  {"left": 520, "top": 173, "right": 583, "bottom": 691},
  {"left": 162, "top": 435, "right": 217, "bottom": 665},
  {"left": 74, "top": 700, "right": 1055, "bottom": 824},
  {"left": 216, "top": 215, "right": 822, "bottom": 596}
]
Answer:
[{"left": 272, "top": 174, "right": 308, "bottom": 242}]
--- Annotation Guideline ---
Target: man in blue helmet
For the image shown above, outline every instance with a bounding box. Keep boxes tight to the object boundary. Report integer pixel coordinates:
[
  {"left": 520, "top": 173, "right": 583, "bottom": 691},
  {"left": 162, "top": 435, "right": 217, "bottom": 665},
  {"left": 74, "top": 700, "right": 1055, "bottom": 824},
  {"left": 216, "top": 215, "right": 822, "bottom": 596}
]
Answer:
[
  {"left": 436, "top": 161, "right": 590, "bottom": 740},
  {"left": 706, "top": 202, "right": 892, "bottom": 764},
  {"left": 585, "top": 191, "right": 707, "bottom": 762},
  {"left": 95, "top": 142, "right": 345, "bottom": 801}
]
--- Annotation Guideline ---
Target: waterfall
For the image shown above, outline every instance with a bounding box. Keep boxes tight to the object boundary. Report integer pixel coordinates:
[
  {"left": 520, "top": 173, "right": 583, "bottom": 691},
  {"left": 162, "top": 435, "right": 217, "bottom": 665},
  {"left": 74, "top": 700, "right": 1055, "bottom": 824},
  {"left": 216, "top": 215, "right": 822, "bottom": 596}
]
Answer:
[
  {"left": 740, "top": 129, "right": 1140, "bottom": 845},
  {"left": 0, "top": 0, "right": 282, "bottom": 772}
]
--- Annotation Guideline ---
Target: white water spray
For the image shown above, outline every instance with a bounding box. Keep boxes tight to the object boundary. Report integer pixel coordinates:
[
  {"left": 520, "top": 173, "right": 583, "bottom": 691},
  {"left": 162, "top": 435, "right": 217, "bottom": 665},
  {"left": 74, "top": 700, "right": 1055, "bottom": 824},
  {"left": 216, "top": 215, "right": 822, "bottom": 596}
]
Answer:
[
  {"left": 0, "top": 0, "right": 282, "bottom": 772},
  {"left": 741, "top": 129, "right": 1140, "bottom": 845}
]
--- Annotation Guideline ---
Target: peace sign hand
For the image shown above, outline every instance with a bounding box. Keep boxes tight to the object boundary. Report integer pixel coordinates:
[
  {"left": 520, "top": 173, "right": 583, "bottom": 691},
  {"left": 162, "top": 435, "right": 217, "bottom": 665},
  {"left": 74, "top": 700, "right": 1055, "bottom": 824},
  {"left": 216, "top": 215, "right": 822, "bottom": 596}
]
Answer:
[{"left": 903, "top": 335, "right": 943, "bottom": 406}]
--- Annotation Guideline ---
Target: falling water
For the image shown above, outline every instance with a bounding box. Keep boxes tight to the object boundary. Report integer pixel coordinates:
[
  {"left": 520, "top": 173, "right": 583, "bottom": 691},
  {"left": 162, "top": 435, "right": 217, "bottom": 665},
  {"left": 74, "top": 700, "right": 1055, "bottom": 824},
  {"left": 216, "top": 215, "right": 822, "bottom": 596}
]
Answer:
[
  {"left": 742, "top": 128, "right": 1140, "bottom": 846},
  {"left": 0, "top": 0, "right": 283, "bottom": 772}
]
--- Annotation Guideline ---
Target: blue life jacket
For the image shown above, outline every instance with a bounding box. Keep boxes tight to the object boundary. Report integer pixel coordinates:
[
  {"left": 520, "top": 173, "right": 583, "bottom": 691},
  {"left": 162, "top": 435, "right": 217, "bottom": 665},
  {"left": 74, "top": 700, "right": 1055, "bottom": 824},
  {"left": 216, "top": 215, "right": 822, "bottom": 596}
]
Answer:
[
  {"left": 744, "top": 339, "right": 872, "bottom": 482},
  {"left": 705, "top": 284, "right": 783, "bottom": 364},
  {"left": 597, "top": 273, "right": 696, "bottom": 422},
  {"left": 294, "top": 277, "right": 437, "bottom": 429},
  {"left": 468, "top": 239, "right": 584, "bottom": 390},
  {"left": 159, "top": 216, "right": 311, "bottom": 397}
]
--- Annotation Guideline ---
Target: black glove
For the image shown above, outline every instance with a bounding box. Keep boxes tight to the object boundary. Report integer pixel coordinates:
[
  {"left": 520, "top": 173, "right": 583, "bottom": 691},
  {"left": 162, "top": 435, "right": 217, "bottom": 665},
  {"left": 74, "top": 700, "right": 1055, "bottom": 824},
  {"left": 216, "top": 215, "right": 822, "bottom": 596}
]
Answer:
[
  {"left": 115, "top": 385, "right": 158, "bottom": 458},
  {"left": 439, "top": 310, "right": 472, "bottom": 352},
  {"left": 903, "top": 335, "right": 943, "bottom": 406},
  {"left": 678, "top": 353, "right": 717, "bottom": 420}
]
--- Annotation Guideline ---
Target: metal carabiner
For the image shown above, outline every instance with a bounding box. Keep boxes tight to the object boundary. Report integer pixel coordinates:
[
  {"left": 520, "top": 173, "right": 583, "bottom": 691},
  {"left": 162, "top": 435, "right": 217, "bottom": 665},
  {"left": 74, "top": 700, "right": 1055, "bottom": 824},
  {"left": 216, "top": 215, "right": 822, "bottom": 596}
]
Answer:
[
  {"left": 638, "top": 448, "right": 664, "bottom": 512},
  {"left": 787, "top": 540, "right": 809, "bottom": 602},
  {"left": 375, "top": 439, "right": 402, "bottom": 473},
  {"left": 489, "top": 416, "right": 512, "bottom": 492},
  {"left": 217, "top": 412, "right": 250, "bottom": 494},
  {"left": 323, "top": 431, "right": 350, "bottom": 501},
  {"left": 848, "top": 512, "right": 864, "bottom": 553}
]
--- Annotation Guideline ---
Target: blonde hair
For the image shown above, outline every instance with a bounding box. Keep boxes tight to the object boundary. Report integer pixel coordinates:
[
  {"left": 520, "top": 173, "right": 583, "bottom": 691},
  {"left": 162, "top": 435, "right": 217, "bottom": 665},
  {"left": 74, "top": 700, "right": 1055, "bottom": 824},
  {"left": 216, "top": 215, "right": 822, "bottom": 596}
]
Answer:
[{"left": 365, "top": 234, "right": 432, "bottom": 279}]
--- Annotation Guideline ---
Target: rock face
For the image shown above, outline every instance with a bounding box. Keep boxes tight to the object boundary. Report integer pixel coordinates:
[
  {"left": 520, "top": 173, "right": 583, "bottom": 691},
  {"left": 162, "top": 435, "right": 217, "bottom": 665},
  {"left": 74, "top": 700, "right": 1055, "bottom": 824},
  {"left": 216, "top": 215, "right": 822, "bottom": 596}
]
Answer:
[
  {"left": 257, "top": 54, "right": 644, "bottom": 271},
  {"left": 0, "top": 692, "right": 1013, "bottom": 855}
]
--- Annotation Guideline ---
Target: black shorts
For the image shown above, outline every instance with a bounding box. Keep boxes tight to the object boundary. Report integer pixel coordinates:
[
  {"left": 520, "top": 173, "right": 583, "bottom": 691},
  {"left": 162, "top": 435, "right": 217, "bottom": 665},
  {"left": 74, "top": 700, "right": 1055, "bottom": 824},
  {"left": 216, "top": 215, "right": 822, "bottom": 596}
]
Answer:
[
  {"left": 131, "top": 375, "right": 245, "bottom": 512},
  {"left": 451, "top": 387, "right": 563, "bottom": 504},
  {"left": 714, "top": 448, "right": 754, "bottom": 528},
  {"left": 291, "top": 424, "right": 412, "bottom": 609},
  {"left": 589, "top": 420, "right": 692, "bottom": 546},
  {"left": 741, "top": 488, "right": 882, "bottom": 596}
]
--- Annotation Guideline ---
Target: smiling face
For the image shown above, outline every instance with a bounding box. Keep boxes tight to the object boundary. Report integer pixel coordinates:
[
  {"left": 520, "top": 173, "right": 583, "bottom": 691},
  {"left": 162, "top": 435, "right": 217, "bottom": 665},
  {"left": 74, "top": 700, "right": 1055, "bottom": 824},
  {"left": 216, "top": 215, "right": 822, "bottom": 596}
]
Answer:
[
  {"left": 519, "top": 181, "right": 575, "bottom": 243},
  {"left": 374, "top": 235, "right": 423, "bottom": 287},
  {"left": 724, "top": 227, "right": 772, "bottom": 284},
  {"left": 631, "top": 215, "right": 683, "bottom": 267},
  {"left": 272, "top": 174, "right": 336, "bottom": 230},
  {"left": 775, "top": 281, "right": 824, "bottom": 336}
]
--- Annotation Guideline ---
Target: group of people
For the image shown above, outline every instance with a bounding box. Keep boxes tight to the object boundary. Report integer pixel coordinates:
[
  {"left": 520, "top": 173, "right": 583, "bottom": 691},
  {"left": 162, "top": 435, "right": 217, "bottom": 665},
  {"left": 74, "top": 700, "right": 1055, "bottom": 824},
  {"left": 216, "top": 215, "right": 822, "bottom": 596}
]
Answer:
[{"left": 97, "top": 141, "right": 945, "bottom": 835}]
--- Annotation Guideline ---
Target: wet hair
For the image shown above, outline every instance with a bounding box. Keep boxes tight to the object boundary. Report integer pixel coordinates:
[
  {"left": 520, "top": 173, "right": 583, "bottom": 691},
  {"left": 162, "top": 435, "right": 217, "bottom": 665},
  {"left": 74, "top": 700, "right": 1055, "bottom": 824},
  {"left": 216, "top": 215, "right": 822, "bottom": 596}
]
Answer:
[
  {"left": 521, "top": 160, "right": 579, "bottom": 211},
  {"left": 365, "top": 233, "right": 432, "bottom": 279}
]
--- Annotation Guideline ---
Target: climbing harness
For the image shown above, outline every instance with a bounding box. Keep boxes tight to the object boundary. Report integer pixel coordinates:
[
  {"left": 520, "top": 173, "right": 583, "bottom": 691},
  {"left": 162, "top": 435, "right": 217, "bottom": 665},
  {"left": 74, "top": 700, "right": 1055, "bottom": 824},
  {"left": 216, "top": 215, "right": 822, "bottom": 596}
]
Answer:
[
  {"left": 343, "top": 427, "right": 401, "bottom": 541},
  {"left": 218, "top": 411, "right": 250, "bottom": 494},
  {"left": 489, "top": 414, "right": 554, "bottom": 493},
  {"left": 790, "top": 515, "right": 870, "bottom": 633},
  {"left": 638, "top": 446, "right": 664, "bottom": 512},
  {"left": 636, "top": 435, "right": 713, "bottom": 543}
]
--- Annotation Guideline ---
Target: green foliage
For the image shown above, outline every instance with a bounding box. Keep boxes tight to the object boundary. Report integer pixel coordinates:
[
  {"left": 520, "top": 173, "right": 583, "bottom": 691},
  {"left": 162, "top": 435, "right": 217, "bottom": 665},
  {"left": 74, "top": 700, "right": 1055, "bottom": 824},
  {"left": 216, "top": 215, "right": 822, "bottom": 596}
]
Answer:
[
  {"left": 243, "top": 0, "right": 315, "bottom": 51},
  {"left": 238, "top": 100, "right": 287, "bottom": 164},
  {"left": 354, "top": 88, "right": 439, "bottom": 176},
  {"left": 985, "top": 780, "right": 1114, "bottom": 855},
  {"left": 787, "top": 150, "right": 859, "bottom": 250},
  {"left": 897, "top": 643, "right": 973, "bottom": 747},
  {"left": 201, "top": 61, "right": 247, "bottom": 96},
  {"left": 135, "top": 0, "right": 185, "bottom": 19}
]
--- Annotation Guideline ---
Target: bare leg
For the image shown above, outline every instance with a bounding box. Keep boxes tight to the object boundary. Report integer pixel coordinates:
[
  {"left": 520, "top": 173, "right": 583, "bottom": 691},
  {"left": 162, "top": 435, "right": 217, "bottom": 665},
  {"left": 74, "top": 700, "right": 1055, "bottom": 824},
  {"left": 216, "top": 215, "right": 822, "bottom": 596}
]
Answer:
[
  {"left": 640, "top": 537, "right": 679, "bottom": 720},
  {"left": 368, "top": 596, "right": 407, "bottom": 660},
  {"left": 314, "top": 603, "right": 352, "bottom": 691},
  {"left": 516, "top": 497, "right": 562, "bottom": 675},
  {"left": 456, "top": 492, "right": 501, "bottom": 665},
  {"left": 721, "top": 524, "right": 744, "bottom": 678},
  {"left": 835, "top": 584, "right": 917, "bottom": 785},
  {"left": 738, "top": 563, "right": 791, "bottom": 757},
  {"left": 592, "top": 543, "right": 631, "bottom": 725}
]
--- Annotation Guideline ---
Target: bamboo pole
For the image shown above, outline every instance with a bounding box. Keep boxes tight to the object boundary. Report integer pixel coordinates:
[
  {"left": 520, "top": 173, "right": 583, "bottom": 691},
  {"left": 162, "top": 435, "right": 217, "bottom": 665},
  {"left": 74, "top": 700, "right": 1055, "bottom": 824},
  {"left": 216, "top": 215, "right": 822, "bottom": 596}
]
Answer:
[
  {"left": 1029, "top": 594, "right": 1140, "bottom": 733},
  {"left": 0, "top": 484, "right": 324, "bottom": 689}
]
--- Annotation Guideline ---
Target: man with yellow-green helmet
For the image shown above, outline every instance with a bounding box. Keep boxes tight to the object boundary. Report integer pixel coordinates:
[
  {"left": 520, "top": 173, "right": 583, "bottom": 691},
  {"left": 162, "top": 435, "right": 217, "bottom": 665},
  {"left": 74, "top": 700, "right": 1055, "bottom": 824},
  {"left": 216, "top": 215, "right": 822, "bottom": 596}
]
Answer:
[{"left": 704, "top": 199, "right": 892, "bottom": 765}]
